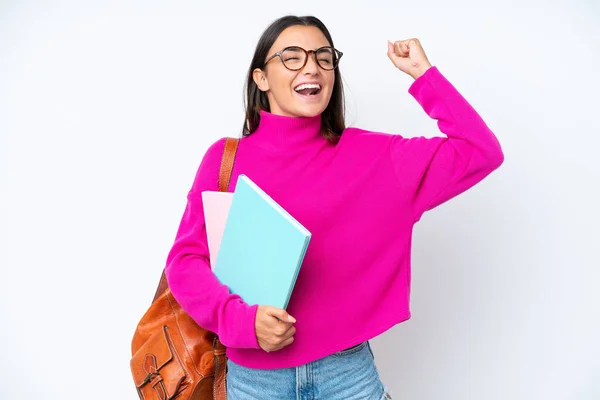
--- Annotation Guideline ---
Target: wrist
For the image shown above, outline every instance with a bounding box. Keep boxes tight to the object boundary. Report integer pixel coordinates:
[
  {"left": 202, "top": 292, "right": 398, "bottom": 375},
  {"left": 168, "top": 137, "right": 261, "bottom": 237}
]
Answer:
[{"left": 411, "top": 63, "right": 432, "bottom": 80}]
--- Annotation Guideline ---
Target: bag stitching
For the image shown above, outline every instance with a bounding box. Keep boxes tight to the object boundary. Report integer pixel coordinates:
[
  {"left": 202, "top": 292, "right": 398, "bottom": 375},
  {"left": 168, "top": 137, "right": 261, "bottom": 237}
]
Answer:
[{"left": 165, "top": 290, "right": 205, "bottom": 378}]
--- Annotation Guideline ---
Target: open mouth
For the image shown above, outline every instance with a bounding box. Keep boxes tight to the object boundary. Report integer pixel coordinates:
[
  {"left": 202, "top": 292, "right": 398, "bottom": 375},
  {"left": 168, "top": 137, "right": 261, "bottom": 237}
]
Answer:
[{"left": 294, "top": 83, "right": 322, "bottom": 96}]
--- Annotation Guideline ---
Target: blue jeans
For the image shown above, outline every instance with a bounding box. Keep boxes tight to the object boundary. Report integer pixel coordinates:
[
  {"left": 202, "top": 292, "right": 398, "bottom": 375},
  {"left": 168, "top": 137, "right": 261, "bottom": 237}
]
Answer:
[{"left": 226, "top": 341, "right": 392, "bottom": 399}]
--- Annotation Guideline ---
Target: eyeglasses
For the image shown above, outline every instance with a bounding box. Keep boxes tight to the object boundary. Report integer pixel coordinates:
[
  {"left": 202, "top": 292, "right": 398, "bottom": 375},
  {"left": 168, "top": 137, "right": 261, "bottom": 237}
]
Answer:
[{"left": 263, "top": 46, "right": 343, "bottom": 71}]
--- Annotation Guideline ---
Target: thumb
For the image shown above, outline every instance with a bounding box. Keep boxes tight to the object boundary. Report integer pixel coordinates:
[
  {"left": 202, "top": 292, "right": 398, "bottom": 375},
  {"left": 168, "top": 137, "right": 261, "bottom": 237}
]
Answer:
[
  {"left": 387, "top": 41, "right": 394, "bottom": 57},
  {"left": 266, "top": 306, "right": 296, "bottom": 323},
  {"left": 386, "top": 41, "right": 398, "bottom": 61}
]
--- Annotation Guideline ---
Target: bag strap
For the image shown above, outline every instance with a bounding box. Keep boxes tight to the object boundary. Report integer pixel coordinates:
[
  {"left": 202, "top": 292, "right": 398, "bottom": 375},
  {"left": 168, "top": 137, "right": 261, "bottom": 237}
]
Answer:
[
  {"left": 212, "top": 336, "right": 228, "bottom": 399},
  {"left": 152, "top": 137, "right": 241, "bottom": 303},
  {"left": 219, "top": 137, "right": 240, "bottom": 192}
]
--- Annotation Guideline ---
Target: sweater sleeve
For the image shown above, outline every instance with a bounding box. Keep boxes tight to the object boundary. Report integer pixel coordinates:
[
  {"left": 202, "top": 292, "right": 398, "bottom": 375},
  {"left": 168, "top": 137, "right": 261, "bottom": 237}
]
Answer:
[
  {"left": 164, "top": 138, "right": 260, "bottom": 349},
  {"left": 390, "top": 66, "right": 504, "bottom": 221}
]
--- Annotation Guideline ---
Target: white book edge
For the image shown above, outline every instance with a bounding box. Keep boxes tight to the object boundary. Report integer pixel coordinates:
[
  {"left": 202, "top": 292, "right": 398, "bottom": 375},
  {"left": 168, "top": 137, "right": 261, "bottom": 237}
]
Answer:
[{"left": 238, "top": 174, "right": 311, "bottom": 237}]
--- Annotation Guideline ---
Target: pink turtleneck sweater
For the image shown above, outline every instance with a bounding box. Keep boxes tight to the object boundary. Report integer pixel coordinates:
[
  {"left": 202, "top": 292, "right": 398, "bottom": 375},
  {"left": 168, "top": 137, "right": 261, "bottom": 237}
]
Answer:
[{"left": 164, "top": 66, "right": 503, "bottom": 369}]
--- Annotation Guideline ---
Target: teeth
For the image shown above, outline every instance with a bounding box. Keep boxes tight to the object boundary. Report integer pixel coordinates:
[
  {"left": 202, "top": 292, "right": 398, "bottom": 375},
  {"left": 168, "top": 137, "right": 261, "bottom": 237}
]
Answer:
[{"left": 294, "top": 83, "right": 321, "bottom": 92}]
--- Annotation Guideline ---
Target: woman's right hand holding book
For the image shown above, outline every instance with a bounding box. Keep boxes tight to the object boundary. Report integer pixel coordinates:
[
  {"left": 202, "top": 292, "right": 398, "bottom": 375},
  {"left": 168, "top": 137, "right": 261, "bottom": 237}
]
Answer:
[{"left": 255, "top": 305, "right": 297, "bottom": 352}]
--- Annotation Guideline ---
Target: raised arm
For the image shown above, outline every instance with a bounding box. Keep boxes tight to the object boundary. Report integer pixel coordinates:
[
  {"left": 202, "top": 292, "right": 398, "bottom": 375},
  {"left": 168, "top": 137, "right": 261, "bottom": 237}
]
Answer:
[{"left": 387, "top": 39, "right": 504, "bottom": 220}]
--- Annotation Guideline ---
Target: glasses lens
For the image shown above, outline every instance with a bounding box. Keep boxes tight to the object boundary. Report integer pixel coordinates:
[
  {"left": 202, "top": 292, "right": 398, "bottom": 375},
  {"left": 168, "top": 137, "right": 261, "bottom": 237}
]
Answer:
[
  {"left": 281, "top": 47, "right": 307, "bottom": 70},
  {"left": 316, "top": 47, "right": 337, "bottom": 70}
]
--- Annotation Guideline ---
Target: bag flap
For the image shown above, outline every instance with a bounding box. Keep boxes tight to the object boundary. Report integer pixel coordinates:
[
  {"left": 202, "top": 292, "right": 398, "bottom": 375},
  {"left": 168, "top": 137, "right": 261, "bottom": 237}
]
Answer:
[{"left": 130, "top": 325, "right": 186, "bottom": 391}]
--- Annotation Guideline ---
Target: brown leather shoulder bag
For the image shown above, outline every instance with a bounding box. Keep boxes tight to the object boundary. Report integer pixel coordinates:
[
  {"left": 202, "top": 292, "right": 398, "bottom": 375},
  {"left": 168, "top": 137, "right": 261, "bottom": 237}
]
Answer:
[{"left": 130, "top": 137, "right": 240, "bottom": 400}]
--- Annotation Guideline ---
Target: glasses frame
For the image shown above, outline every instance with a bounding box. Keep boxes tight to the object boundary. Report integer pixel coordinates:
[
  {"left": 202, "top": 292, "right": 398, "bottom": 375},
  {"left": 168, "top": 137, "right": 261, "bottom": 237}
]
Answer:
[{"left": 263, "top": 45, "right": 344, "bottom": 71}]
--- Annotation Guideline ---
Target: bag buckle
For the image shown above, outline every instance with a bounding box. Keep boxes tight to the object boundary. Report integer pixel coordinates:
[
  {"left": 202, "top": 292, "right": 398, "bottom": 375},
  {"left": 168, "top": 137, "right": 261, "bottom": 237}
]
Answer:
[{"left": 143, "top": 371, "right": 159, "bottom": 385}]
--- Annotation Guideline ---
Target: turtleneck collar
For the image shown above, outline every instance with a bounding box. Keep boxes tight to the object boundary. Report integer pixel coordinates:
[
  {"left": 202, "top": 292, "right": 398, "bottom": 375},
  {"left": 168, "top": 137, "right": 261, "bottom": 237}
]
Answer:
[{"left": 244, "top": 110, "right": 324, "bottom": 151}]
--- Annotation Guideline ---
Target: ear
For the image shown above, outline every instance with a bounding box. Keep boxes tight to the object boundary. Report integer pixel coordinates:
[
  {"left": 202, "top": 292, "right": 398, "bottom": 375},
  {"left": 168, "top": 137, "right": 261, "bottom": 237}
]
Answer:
[{"left": 252, "top": 68, "right": 269, "bottom": 92}]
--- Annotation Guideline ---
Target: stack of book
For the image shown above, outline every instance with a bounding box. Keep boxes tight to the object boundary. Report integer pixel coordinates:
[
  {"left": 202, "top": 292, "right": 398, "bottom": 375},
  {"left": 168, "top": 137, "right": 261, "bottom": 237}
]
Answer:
[{"left": 201, "top": 174, "right": 311, "bottom": 310}]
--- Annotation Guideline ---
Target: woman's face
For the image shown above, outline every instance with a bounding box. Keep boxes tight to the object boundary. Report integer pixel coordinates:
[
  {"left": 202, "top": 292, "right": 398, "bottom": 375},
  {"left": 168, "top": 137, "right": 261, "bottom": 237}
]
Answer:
[{"left": 253, "top": 25, "right": 336, "bottom": 118}]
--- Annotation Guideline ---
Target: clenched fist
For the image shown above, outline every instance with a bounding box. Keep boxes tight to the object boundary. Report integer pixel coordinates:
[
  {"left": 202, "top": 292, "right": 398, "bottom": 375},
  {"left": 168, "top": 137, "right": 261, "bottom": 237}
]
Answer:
[
  {"left": 255, "top": 305, "right": 297, "bottom": 353},
  {"left": 387, "top": 38, "right": 432, "bottom": 80}
]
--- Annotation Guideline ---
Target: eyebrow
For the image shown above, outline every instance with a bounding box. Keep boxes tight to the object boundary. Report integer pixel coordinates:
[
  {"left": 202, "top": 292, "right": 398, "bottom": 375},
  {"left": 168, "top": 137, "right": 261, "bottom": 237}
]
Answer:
[{"left": 284, "top": 45, "right": 332, "bottom": 51}]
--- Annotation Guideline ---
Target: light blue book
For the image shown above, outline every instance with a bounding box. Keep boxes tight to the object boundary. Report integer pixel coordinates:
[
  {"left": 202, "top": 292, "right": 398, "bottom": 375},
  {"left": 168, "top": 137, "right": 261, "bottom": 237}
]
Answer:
[{"left": 213, "top": 174, "right": 311, "bottom": 310}]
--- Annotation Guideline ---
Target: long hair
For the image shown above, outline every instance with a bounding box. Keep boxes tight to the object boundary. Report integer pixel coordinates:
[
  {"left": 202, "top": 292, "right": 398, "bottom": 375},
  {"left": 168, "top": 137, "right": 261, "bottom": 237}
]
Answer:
[{"left": 242, "top": 15, "right": 345, "bottom": 144}]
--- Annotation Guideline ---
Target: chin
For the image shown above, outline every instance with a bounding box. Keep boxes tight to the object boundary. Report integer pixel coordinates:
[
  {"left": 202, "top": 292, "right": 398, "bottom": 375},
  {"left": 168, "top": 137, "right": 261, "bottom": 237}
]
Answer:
[{"left": 292, "top": 104, "right": 327, "bottom": 118}]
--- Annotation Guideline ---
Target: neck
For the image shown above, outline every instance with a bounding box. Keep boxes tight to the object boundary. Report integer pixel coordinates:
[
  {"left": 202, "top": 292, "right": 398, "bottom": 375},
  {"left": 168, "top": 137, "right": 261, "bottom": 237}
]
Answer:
[{"left": 244, "top": 110, "right": 323, "bottom": 151}]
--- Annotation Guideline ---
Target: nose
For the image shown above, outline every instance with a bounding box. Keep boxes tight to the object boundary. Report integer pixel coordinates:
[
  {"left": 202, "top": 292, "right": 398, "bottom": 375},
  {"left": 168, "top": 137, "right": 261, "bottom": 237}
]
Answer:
[{"left": 302, "top": 52, "right": 320, "bottom": 74}]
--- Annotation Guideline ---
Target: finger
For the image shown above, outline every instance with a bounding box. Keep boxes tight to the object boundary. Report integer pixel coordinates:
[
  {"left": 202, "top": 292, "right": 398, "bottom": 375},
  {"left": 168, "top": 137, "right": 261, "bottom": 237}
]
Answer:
[
  {"left": 408, "top": 38, "right": 421, "bottom": 48},
  {"left": 394, "top": 40, "right": 410, "bottom": 56},
  {"left": 387, "top": 41, "right": 399, "bottom": 63},
  {"left": 277, "top": 324, "right": 296, "bottom": 339},
  {"left": 271, "top": 335, "right": 295, "bottom": 352},
  {"left": 409, "top": 39, "right": 427, "bottom": 58},
  {"left": 260, "top": 316, "right": 292, "bottom": 333},
  {"left": 387, "top": 41, "right": 394, "bottom": 57},
  {"left": 274, "top": 321, "right": 296, "bottom": 337},
  {"left": 266, "top": 306, "right": 296, "bottom": 323},
  {"left": 280, "top": 336, "right": 295, "bottom": 348}
]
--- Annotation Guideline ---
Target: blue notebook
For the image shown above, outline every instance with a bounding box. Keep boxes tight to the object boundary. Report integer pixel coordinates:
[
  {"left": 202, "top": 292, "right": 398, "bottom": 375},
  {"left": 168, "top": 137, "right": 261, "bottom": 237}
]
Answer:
[{"left": 213, "top": 174, "right": 311, "bottom": 310}]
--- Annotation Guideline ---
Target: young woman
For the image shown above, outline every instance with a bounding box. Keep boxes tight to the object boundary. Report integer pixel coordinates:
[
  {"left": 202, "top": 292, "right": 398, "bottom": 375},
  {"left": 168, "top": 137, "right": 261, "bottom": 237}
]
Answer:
[{"left": 165, "top": 15, "right": 504, "bottom": 400}]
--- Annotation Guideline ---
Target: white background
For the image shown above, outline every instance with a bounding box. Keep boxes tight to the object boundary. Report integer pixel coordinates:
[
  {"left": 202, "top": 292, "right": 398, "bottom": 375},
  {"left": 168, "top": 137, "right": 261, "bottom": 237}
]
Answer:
[{"left": 2, "top": 1, "right": 599, "bottom": 399}]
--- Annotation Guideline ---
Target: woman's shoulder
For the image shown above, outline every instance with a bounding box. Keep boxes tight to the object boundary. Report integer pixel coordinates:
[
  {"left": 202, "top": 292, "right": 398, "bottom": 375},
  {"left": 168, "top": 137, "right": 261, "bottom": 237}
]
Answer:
[
  {"left": 205, "top": 136, "right": 230, "bottom": 153},
  {"left": 188, "top": 137, "right": 233, "bottom": 193},
  {"left": 199, "top": 137, "right": 233, "bottom": 163},
  {"left": 192, "top": 137, "right": 231, "bottom": 174}
]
